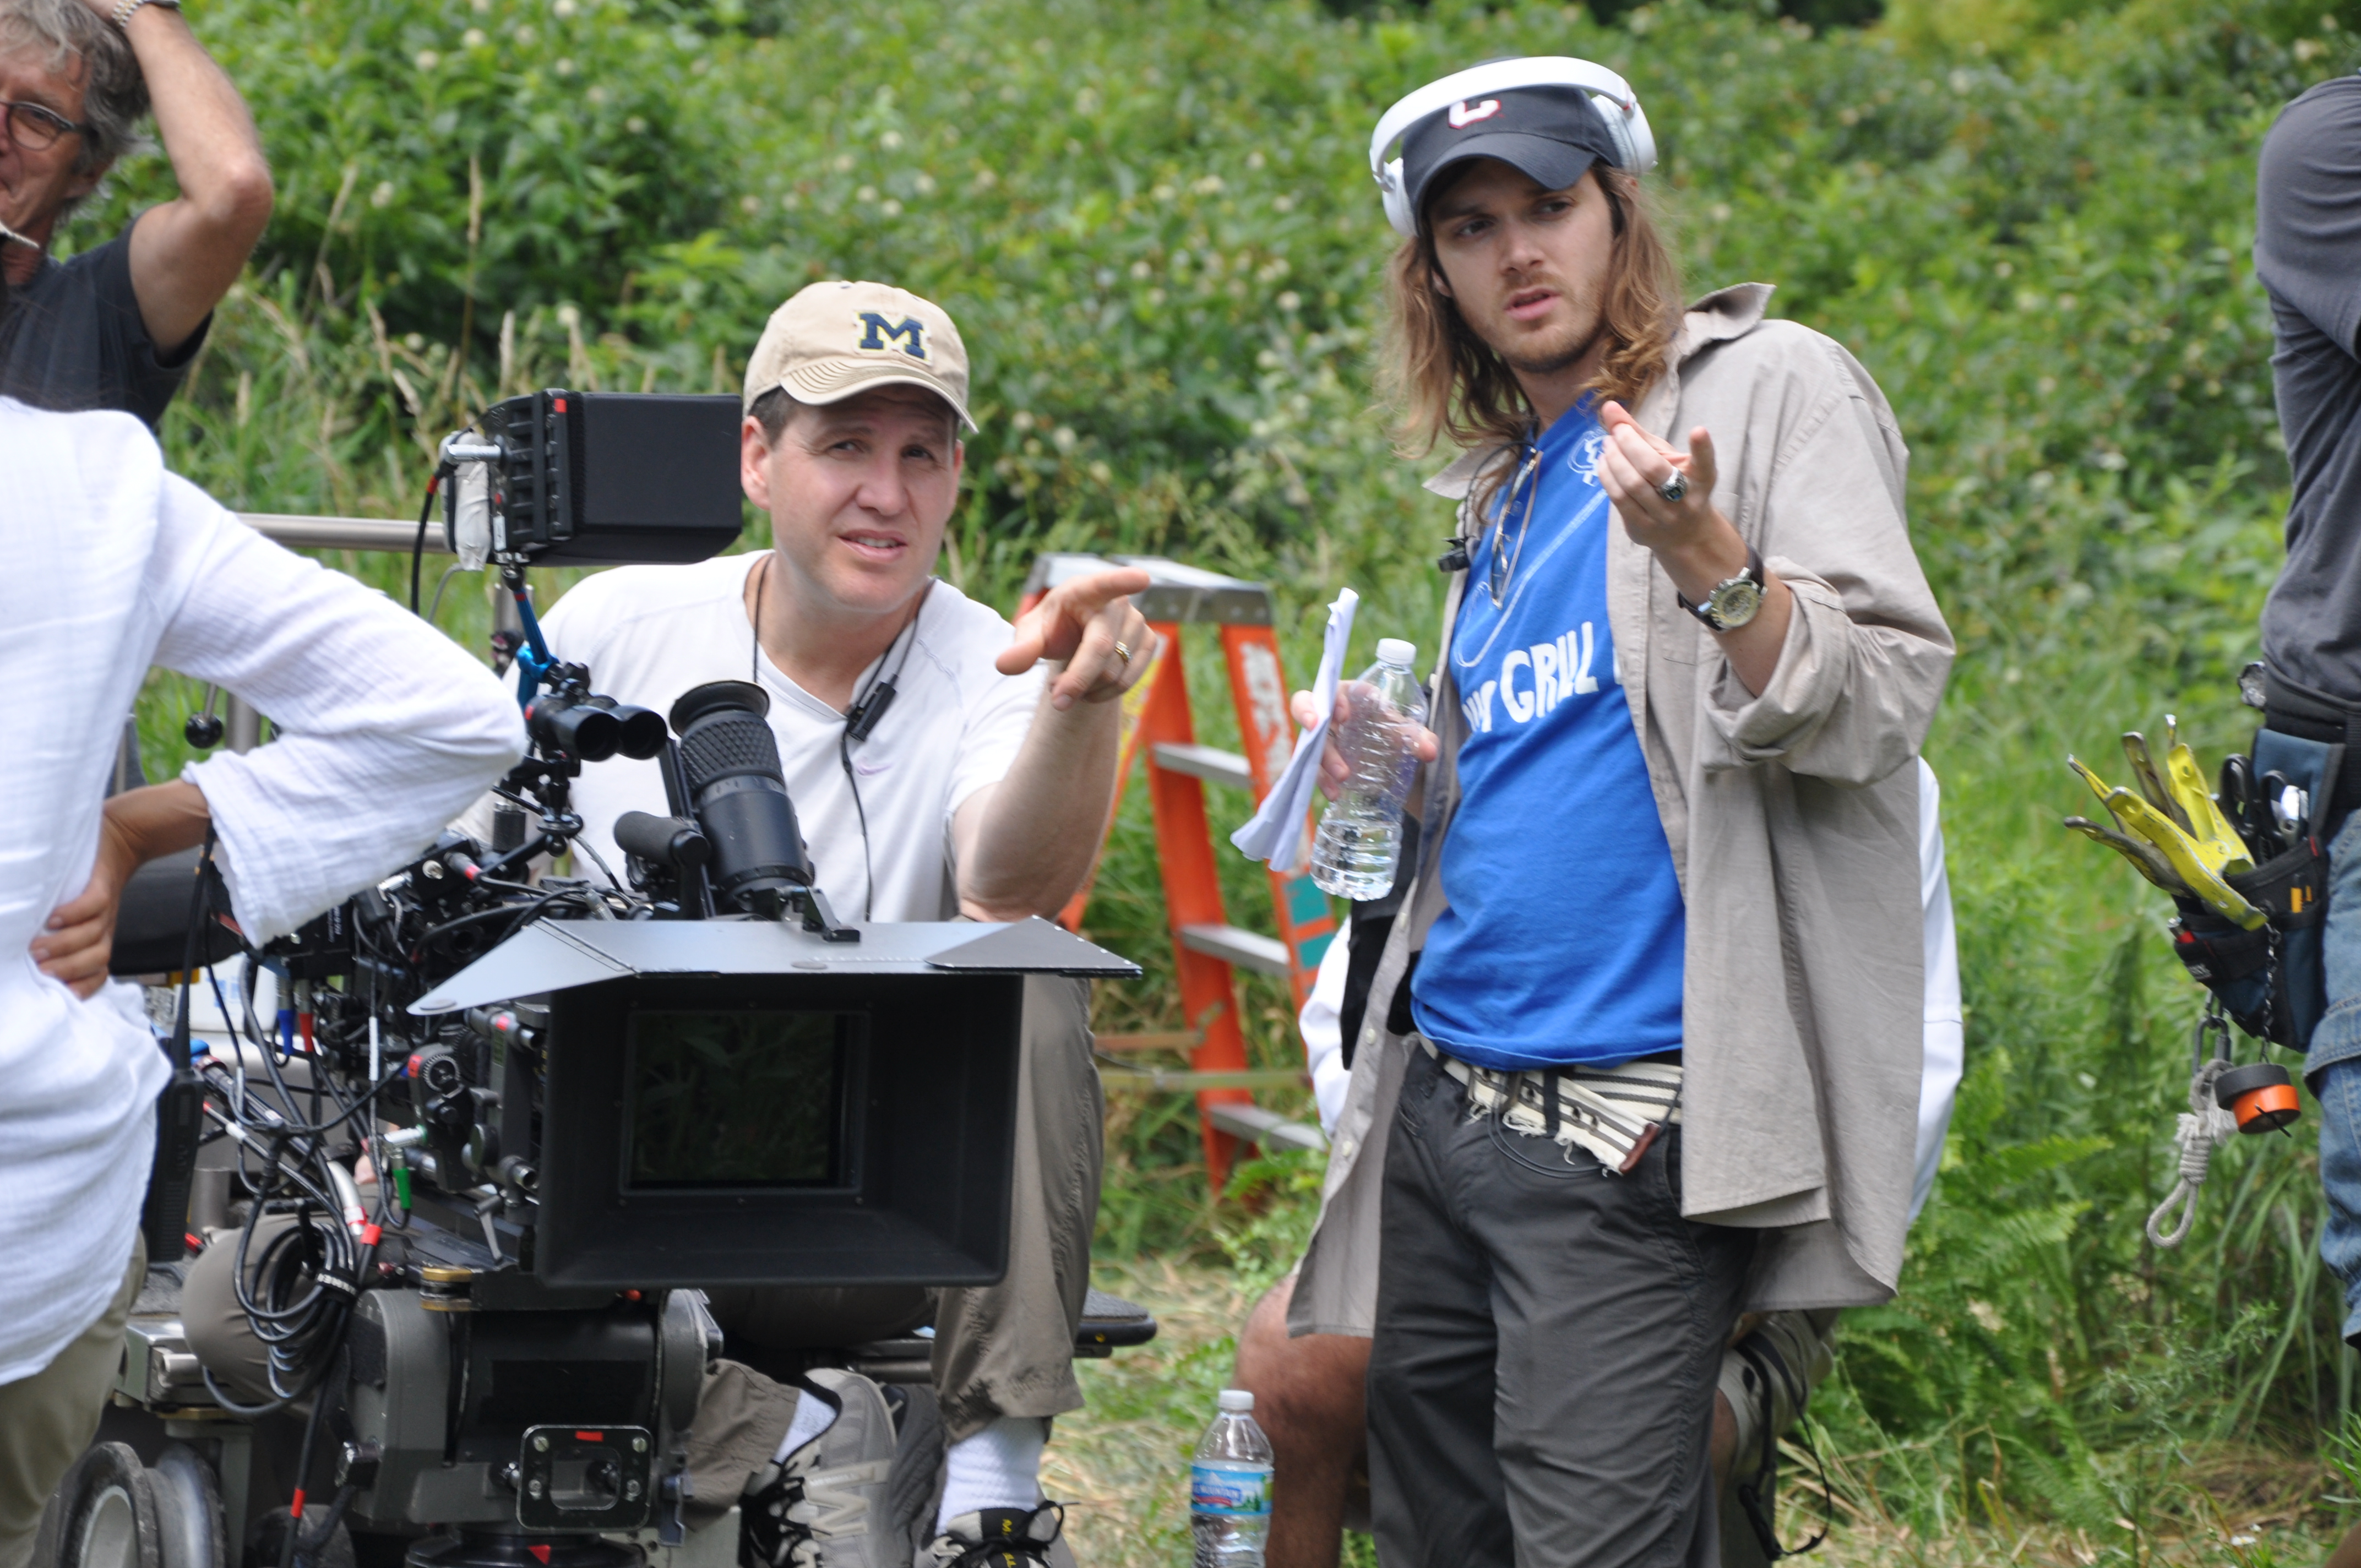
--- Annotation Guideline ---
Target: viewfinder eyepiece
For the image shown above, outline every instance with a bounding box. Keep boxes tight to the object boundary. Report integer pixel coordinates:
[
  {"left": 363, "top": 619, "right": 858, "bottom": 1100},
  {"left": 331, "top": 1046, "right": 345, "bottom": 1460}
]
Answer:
[{"left": 667, "top": 680, "right": 814, "bottom": 920}]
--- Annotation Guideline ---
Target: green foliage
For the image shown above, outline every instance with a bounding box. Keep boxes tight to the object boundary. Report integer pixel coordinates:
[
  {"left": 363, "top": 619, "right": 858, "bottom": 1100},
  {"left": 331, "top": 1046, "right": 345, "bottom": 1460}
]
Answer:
[
  {"left": 101, "top": 0, "right": 2361, "bottom": 1544},
  {"left": 89, "top": 0, "right": 736, "bottom": 341}
]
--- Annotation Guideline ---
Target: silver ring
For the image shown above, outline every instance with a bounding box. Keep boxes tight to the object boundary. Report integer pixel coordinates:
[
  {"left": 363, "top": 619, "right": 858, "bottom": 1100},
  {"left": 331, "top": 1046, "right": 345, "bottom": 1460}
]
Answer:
[
  {"left": 1655, "top": 472, "right": 1690, "bottom": 504},
  {"left": 1113, "top": 640, "right": 1132, "bottom": 666}
]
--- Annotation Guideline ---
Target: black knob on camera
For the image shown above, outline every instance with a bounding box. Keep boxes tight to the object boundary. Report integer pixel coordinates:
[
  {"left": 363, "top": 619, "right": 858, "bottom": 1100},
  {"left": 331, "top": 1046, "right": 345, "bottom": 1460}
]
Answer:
[
  {"left": 613, "top": 811, "right": 712, "bottom": 870},
  {"left": 410, "top": 1044, "right": 468, "bottom": 1109}
]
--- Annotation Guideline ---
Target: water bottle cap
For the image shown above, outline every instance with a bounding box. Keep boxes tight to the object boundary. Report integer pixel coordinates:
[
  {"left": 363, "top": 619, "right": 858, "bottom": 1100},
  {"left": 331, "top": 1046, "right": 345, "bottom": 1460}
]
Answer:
[
  {"left": 1375, "top": 638, "right": 1417, "bottom": 668},
  {"left": 1217, "top": 1389, "right": 1255, "bottom": 1412}
]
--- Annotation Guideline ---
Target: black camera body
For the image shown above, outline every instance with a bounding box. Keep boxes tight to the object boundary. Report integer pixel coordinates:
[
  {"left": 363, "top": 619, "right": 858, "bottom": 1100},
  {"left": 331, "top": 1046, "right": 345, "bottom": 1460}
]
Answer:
[
  {"left": 317, "top": 911, "right": 1122, "bottom": 1542},
  {"left": 85, "top": 641, "right": 1136, "bottom": 1568}
]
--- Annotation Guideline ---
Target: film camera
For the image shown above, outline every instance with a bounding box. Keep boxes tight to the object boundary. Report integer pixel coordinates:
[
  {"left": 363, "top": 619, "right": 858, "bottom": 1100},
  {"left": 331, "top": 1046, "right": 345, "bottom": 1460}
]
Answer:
[{"left": 48, "top": 395, "right": 1145, "bottom": 1568}]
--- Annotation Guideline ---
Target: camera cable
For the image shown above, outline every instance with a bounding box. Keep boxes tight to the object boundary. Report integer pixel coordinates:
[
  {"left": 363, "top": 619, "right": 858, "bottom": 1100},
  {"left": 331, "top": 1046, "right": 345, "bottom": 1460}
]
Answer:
[
  {"left": 750, "top": 554, "right": 929, "bottom": 919},
  {"left": 425, "top": 562, "right": 466, "bottom": 625},
  {"left": 200, "top": 1183, "right": 357, "bottom": 1414},
  {"left": 407, "top": 469, "right": 445, "bottom": 616}
]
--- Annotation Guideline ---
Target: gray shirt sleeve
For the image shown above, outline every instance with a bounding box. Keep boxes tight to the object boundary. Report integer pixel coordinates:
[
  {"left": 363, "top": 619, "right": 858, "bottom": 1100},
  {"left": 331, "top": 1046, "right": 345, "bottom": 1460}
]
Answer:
[
  {"left": 2256, "top": 76, "right": 2361, "bottom": 701},
  {"left": 2259, "top": 75, "right": 2361, "bottom": 358}
]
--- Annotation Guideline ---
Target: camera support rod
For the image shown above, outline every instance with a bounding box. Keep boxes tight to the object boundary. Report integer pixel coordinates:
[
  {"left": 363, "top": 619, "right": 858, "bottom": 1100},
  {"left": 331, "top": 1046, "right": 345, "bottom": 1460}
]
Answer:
[{"left": 237, "top": 513, "right": 454, "bottom": 554}]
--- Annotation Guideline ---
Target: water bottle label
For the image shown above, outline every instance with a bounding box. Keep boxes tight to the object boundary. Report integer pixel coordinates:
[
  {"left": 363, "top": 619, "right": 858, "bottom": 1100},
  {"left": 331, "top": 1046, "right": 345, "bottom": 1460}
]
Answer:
[{"left": 1190, "top": 1464, "right": 1271, "bottom": 1517}]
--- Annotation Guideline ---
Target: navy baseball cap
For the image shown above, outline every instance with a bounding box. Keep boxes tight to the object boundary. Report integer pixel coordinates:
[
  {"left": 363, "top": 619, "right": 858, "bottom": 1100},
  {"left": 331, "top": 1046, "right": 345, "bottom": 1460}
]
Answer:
[{"left": 1398, "top": 84, "right": 1624, "bottom": 228}]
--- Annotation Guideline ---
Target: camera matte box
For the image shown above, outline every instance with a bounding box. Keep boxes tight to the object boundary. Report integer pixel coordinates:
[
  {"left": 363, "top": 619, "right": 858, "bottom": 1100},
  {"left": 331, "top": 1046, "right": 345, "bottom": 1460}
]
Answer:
[
  {"left": 536, "top": 971, "right": 1022, "bottom": 1289},
  {"left": 414, "top": 918, "right": 1139, "bottom": 1290}
]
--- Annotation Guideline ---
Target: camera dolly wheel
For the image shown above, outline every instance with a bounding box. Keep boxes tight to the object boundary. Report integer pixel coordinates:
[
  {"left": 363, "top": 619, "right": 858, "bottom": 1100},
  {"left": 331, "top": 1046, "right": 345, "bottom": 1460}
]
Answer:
[{"left": 44, "top": 1442, "right": 225, "bottom": 1568}]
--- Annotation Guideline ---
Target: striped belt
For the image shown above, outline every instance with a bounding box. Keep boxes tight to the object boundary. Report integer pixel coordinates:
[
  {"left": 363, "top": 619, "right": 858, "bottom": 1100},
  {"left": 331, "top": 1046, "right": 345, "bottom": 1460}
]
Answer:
[{"left": 1419, "top": 1036, "right": 1682, "bottom": 1175}]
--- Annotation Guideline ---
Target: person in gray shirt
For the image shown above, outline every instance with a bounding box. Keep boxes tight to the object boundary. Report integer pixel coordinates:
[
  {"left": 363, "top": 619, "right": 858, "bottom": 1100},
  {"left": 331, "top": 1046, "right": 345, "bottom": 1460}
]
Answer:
[
  {"left": 2256, "top": 81, "right": 2361, "bottom": 1568},
  {"left": 2259, "top": 74, "right": 2361, "bottom": 703},
  {"left": 0, "top": 0, "right": 271, "bottom": 427}
]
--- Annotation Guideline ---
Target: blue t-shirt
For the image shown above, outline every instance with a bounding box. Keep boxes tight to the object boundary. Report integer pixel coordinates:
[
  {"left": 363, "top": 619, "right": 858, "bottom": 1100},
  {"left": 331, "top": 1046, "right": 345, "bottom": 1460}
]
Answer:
[{"left": 1410, "top": 403, "right": 1687, "bottom": 1070}]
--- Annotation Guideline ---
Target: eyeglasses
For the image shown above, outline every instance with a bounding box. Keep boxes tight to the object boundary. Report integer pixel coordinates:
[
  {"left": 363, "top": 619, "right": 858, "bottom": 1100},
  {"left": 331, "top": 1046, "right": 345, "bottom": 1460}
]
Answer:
[
  {"left": 1486, "top": 434, "right": 1542, "bottom": 607},
  {"left": 1, "top": 100, "right": 92, "bottom": 153}
]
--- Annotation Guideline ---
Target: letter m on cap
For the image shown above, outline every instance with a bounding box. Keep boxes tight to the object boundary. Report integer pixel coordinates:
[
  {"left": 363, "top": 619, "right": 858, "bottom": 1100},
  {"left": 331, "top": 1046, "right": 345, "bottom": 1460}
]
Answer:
[{"left": 857, "top": 312, "right": 928, "bottom": 360}]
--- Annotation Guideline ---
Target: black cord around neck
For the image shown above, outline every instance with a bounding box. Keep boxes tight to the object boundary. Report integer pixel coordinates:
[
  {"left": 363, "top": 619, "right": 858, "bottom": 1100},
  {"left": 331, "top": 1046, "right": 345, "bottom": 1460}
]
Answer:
[{"left": 752, "top": 557, "right": 929, "bottom": 920}]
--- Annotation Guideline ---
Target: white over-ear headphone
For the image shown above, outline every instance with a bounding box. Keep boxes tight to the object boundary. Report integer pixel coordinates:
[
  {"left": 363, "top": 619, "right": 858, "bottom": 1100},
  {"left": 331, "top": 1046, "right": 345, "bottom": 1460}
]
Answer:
[{"left": 1369, "top": 57, "right": 1657, "bottom": 238}]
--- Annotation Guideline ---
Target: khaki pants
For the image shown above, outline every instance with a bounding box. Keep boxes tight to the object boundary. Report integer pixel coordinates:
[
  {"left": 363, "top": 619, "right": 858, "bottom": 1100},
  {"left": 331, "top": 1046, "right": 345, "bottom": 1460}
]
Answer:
[
  {"left": 926, "top": 976, "right": 1103, "bottom": 1441},
  {"left": 187, "top": 977, "right": 1106, "bottom": 1489},
  {"left": 0, "top": 1235, "right": 145, "bottom": 1568}
]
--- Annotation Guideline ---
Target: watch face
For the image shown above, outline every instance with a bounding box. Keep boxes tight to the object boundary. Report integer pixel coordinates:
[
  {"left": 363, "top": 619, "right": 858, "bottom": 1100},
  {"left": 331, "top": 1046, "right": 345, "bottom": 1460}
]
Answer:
[{"left": 1706, "top": 577, "right": 1762, "bottom": 630}]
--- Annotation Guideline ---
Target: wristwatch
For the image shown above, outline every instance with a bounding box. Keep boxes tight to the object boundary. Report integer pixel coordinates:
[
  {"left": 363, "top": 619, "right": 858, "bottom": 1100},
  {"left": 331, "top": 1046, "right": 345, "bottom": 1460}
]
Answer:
[
  {"left": 108, "top": 0, "right": 179, "bottom": 30},
  {"left": 1677, "top": 545, "right": 1767, "bottom": 633}
]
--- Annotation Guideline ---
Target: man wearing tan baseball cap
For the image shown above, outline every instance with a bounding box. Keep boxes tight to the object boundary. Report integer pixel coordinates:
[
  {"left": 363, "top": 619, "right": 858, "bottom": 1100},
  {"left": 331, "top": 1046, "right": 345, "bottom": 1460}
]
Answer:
[
  {"left": 741, "top": 279, "right": 978, "bottom": 429},
  {"left": 524, "top": 279, "right": 1152, "bottom": 1568}
]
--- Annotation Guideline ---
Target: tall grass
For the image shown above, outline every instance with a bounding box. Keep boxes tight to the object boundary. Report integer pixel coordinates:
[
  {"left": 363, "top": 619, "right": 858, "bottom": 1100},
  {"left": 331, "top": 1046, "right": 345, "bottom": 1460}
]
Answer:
[{"left": 85, "top": 0, "right": 2361, "bottom": 1548}]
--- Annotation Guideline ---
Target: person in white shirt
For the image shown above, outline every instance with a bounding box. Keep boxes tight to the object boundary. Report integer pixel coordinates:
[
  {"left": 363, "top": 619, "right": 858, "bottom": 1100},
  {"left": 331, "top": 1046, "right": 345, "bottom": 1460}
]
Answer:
[
  {"left": 1239, "top": 757, "right": 1964, "bottom": 1568},
  {"left": 520, "top": 281, "right": 1151, "bottom": 1568},
  {"left": 0, "top": 390, "right": 524, "bottom": 1564}
]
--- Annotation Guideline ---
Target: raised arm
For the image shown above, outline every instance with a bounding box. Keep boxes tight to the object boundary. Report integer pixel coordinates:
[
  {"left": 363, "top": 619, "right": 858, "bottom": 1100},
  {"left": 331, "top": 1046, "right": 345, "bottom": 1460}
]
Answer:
[
  {"left": 952, "top": 568, "right": 1151, "bottom": 921},
  {"left": 103, "top": 0, "right": 272, "bottom": 355},
  {"left": 1662, "top": 361, "right": 1952, "bottom": 786}
]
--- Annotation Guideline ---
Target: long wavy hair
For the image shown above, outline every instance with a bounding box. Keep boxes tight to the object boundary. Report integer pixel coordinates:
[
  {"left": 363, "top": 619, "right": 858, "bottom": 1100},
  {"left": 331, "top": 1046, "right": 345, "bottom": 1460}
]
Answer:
[{"left": 1379, "top": 167, "right": 1682, "bottom": 520}]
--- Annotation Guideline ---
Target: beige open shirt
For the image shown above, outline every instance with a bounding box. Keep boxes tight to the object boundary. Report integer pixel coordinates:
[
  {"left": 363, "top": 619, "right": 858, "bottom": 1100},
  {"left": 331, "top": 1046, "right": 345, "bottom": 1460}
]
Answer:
[{"left": 1290, "top": 285, "right": 1956, "bottom": 1336}]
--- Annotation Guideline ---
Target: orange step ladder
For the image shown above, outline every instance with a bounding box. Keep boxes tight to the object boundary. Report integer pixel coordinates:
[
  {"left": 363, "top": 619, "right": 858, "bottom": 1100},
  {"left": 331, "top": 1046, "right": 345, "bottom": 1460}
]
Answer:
[{"left": 1019, "top": 554, "right": 1336, "bottom": 1192}]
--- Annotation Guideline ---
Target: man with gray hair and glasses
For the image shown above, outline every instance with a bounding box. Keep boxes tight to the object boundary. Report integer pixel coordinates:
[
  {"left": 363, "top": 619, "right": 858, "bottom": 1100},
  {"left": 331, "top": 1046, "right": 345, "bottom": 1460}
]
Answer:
[{"left": 0, "top": 0, "right": 269, "bottom": 427}]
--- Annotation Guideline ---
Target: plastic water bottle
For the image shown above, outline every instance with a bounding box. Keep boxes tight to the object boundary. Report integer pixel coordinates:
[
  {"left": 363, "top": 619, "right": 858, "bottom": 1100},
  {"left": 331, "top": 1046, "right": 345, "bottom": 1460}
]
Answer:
[
  {"left": 1309, "top": 639, "right": 1428, "bottom": 900},
  {"left": 1191, "top": 1389, "right": 1274, "bottom": 1568}
]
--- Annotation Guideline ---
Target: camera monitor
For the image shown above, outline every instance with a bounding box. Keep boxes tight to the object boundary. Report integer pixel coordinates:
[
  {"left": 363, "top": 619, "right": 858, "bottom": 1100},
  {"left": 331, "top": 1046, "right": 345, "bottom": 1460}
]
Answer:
[
  {"left": 460, "top": 389, "right": 746, "bottom": 567},
  {"left": 412, "top": 917, "right": 1136, "bottom": 1291}
]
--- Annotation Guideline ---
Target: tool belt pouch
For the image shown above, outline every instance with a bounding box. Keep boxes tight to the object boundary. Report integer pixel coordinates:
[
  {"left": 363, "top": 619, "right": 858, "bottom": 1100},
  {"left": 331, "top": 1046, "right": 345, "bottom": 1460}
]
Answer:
[
  {"left": 2164, "top": 698, "right": 2343, "bottom": 1050},
  {"left": 2252, "top": 699, "right": 2351, "bottom": 1054},
  {"left": 2169, "top": 902, "right": 2278, "bottom": 1042},
  {"left": 2171, "top": 830, "right": 2327, "bottom": 1047}
]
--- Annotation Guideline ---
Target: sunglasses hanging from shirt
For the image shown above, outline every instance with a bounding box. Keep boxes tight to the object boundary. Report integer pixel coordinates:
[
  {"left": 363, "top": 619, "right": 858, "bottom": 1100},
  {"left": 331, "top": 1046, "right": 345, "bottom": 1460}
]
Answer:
[{"left": 1438, "top": 433, "right": 1546, "bottom": 603}]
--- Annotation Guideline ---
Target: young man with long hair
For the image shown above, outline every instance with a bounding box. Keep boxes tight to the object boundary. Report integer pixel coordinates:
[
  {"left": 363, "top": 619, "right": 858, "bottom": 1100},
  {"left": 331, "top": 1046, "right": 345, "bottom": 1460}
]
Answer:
[{"left": 1286, "top": 60, "right": 1952, "bottom": 1566}]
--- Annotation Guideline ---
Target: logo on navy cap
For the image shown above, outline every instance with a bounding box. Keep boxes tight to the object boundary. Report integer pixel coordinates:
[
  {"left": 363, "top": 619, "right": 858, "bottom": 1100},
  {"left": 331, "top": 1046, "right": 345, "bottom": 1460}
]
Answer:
[{"left": 1448, "top": 99, "right": 1502, "bottom": 129}]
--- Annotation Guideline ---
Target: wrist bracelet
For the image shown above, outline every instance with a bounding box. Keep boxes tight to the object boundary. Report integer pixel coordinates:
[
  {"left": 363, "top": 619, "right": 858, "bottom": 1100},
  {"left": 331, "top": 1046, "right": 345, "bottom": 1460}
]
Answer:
[{"left": 108, "top": 0, "right": 179, "bottom": 31}]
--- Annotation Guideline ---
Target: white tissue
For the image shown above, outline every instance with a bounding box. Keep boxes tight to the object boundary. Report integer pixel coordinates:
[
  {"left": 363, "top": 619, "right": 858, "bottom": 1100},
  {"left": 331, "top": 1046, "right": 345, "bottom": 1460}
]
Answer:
[{"left": 1230, "top": 587, "right": 1357, "bottom": 874}]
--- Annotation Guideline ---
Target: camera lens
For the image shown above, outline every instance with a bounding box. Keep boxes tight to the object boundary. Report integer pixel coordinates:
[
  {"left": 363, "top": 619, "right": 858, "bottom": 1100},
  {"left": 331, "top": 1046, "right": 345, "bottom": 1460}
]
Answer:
[
  {"left": 526, "top": 694, "right": 622, "bottom": 761},
  {"left": 667, "top": 680, "right": 813, "bottom": 919},
  {"left": 608, "top": 704, "right": 668, "bottom": 760}
]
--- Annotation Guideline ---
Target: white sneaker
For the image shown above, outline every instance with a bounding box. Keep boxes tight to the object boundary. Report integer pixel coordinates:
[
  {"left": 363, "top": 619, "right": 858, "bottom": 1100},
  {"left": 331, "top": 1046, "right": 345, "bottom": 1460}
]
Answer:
[
  {"left": 740, "top": 1368, "right": 898, "bottom": 1568},
  {"left": 915, "top": 1504, "right": 1066, "bottom": 1568}
]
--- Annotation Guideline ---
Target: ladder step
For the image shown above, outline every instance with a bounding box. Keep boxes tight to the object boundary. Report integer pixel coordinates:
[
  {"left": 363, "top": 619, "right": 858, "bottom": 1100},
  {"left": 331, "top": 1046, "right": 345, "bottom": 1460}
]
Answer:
[
  {"left": 1205, "top": 1101, "right": 1328, "bottom": 1153},
  {"left": 1092, "top": 1030, "right": 1203, "bottom": 1053},
  {"left": 1179, "top": 924, "right": 1292, "bottom": 977},
  {"left": 1151, "top": 742, "right": 1253, "bottom": 791}
]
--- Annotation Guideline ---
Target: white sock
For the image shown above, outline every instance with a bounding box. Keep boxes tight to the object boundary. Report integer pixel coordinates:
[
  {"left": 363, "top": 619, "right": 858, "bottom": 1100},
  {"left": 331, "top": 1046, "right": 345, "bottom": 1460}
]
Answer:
[
  {"left": 934, "top": 1415, "right": 1046, "bottom": 1531},
  {"left": 772, "top": 1387, "right": 840, "bottom": 1464}
]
